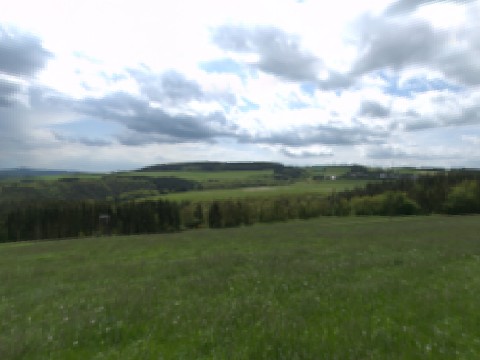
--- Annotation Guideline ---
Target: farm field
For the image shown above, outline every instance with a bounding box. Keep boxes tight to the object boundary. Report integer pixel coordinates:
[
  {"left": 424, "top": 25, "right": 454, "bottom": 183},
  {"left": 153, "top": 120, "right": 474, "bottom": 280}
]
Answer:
[
  {"left": 147, "top": 179, "right": 372, "bottom": 202},
  {"left": 1, "top": 215, "right": 480, "bottom": 359},
  {"left": 6, "top": 169, "right": 274, "bottom": 185},
  {"left": 306, "top": 166, "right": 351, "bottom": 177},
  {"left": 117, "top": 170, "right": 273, "bottom": 181},
  {"left": 35, "top": 174, "right": 106, "bottom": 181}
]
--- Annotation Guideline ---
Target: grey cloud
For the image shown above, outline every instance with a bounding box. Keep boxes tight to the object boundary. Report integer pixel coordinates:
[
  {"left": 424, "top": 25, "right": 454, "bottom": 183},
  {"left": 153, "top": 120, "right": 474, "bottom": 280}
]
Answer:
[
  {"left": 24, "top": 81, "right": 392, "bottom": 149},
  {"left": 402, "top": 118, "right": 438, "bottom": 131},
  {"left": 441, "top": 102, "right": 480, "bottom": 127},
  {"left": 354, "top": 5, "right": 480, "bottom": 87},
  {"left": 0, "top": 80, "right": 21, "bottom": 107},
  {"left": 0, "top": 26, "right": 52, "bottom": 77},
  {"left": 128, "top": 67, "right": 236, "bottom": 106},
  {"left": 317, "top": 71, "right": 354, "bottom": 90},
  {"left": 128, "top": 110, "right": 231, "bottom": 142},
  {"left": 319, "top": 2, "right": 477, "bottom": 90},
  {"left": 128, "top": 68, "right": 203, "bottom": 102},
  {"left": 358, "top": 100, "right": 390, "bottom": 118},
  {"left": 22, "top": 80, "right": 238, "bottom": 146},
  {"left": 76, "top": 137, "right": 112, "bottom": 147},
  {"left": 392, "top": 93, "right": 480, "bottom": 131},
  {"left": 437, "top": 26, "right": 480, "bottom": 86},
  {"left": 384, "top": 0, "right": 475, "bottom": 16},
  {"left": 0, "top": 106, "right": 55, "bottom": 168},
  {"left": 366, "top": 145, "right": 418, "bottom": 159},
  {"left": 384, "top": 0, "right": 434, "bottom": 15},
  {"left": 367, "top": 144, "right": 458, "bottom": 160},
  {"left": 28, "top": 85, "right": 76, "bottom": 111},
  {"left": 212, "top": 25, "right": 321, "bottom": 82},
  {"left": 75, "top": 91, "right": 145, "bottom": 119},
  {"left": 240, "top": 124, "right": 387, "bottom": 147},
  {"left": 393, "top": 106, "right": 447, "bottom": 131},
  {"left": 9, "top": 82, "right": 234, "bottom": 147},
  {"left": 116, "top": 131, "right": 209, "bottom": 146},
  {"left": 117, "top": 132, "right": 162, "bottom": 146},
  {"left": 0, "top": 107, "right": 26, "bottom": 149},
  {"left": 440, "top": 53, "right": 480, "bottom": 86},
  {"left": 352, "top": 17, "right": 445, "bottom": 75},
  {"left": 438, "top": 92, "right": 480, "bottom": 127},
  {"left": 75, "top": 91, "right": 236, "bottom": 144},
  {"left": 402, "top": 120, "right": 438, "bottom": 131},
  {"left": 0, "top": 27, "right": 52, "bottom": 108},
  {"left": 210, "top": 16, "right": 474, "bottom": 91},
  {"left": 53, "top": 132, "right": 113, "bottom": 147}
]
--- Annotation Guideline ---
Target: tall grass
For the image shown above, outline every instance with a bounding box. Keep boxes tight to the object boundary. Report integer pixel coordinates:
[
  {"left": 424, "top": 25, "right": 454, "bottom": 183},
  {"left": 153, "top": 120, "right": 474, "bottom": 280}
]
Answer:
[{"left": 1, "top": 215, "right": 480, "bottom": 359}]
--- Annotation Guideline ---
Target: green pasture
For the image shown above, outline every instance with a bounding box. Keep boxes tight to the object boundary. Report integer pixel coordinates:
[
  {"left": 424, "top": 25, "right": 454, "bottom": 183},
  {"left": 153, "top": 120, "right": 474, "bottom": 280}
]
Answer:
[
  {"left": 118, "top": 170, "right": 272, "bottom": 180},
  {"left": 307, "top": 166, "right": 351, "bottom": 177},
  {"left": 17, "top": 173, "right": 105, "bottom": 182},
  {"left": 148, "top": 179, "right": 371, "bottom": 202},
  {"left": 2, "top": 215, "right": 480, "bottom": 359}
]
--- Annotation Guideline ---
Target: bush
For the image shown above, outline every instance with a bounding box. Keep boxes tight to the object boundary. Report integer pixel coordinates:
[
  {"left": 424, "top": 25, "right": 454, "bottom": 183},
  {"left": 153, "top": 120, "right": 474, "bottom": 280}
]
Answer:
[
  {"left": 352, "top": 192, "right": 420, "bottom": 216},
  {"left": 443, "top": 180, "right": 480, "bottom": 214}
]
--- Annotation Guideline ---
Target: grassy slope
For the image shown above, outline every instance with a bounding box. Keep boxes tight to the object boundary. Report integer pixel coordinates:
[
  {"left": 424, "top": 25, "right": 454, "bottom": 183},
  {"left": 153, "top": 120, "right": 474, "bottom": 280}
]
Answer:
[
  {"left": 307, "top": 166, "right": 351, "bottom": 177},
  {"left": 0, "top": 167, "right": 379, "bottom": 204},
  {"left": 2, "top": 215, "right": 480, "bottom": 359},
  {"left": 147, "top": 180, "right": 371, "bottom": 202},
  {"left": 26, "top": 174, "right": 105, "bottom": 181},
  {"left": 117, "top": 170, "right": 273, "bottom": 181}
]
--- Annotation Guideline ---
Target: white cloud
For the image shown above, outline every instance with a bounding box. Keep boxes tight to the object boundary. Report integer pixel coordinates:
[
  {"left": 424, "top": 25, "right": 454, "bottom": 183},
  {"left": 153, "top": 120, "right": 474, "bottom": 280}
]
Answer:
[{"left": 1, "top": 0, "right": 479, "bottom": 170}]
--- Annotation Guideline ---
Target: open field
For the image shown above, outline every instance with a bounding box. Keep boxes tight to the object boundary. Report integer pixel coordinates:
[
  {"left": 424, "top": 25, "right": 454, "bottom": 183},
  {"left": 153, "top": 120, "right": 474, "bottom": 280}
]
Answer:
[
  {"left": 307, "top": 166, "right": 351, "bottom": 177},
  {"left": 119, "top": 170, "right": 275, "bottom": 189},
  {"left": 117, "top": 170, "right": 273, "bottom": 181},
  {"left": 10, "top": 170, "right": 274, "bottom": 184},
  {"left": 2, "top": 215, "right": 480, "bottom": 359},
  {"left": 147, "top": 180, "right": 372, "bottom": 202},
  {"left": 20, "top": 173, "right": 106, "bottom": 181}
]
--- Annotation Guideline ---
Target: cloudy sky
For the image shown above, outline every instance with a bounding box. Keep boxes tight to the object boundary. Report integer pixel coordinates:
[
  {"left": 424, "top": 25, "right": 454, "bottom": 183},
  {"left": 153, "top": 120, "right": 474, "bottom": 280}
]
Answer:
[{"left": 1, "top": 0, "right": 479, "bottom": 171}]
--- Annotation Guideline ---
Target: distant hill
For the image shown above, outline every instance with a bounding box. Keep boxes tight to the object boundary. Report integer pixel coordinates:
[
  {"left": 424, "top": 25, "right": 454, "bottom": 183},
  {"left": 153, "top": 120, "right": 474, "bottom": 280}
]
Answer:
[
  {"left": 139, "top": 161, "right": 285, "bottom": 172},
  {"left": 0, "top": 168, "right": 77, "bottom": 179}
]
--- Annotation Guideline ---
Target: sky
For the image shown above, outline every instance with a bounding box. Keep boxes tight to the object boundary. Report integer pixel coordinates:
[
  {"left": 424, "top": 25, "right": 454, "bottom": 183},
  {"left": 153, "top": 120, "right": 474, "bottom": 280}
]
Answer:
[{"left": 1, "top": 0, "right": 480, "bottom": 171}]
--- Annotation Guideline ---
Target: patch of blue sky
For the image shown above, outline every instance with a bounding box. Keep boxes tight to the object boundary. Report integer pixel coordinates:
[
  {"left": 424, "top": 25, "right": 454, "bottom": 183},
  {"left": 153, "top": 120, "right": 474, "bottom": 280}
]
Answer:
[
  {"left": 400, "top": 77, "right": 463, "bottom": 94},
  {"left": 288, "top": 100, "right": 309, "bottom": 110},
  {"left": 379, "top": 70, "right": 463, "bottom": 97},
  {"left": 199, "top": 58, "right": 245, "bottom": 76},
  {"left": 49, "top": 117, "right": 123, "bottom": 138},
  {"left": 238, "top": 98, "right": 260, "bottom": 112},
  {"left": 300, "top": 81, "right": 316, "bottom": 96}
]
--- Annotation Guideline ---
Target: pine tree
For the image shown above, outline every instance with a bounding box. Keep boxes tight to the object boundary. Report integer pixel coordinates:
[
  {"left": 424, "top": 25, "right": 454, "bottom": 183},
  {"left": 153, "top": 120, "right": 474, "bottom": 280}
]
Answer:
[{"left": 208, "top": 202, "right": 222, "bottom": 228}]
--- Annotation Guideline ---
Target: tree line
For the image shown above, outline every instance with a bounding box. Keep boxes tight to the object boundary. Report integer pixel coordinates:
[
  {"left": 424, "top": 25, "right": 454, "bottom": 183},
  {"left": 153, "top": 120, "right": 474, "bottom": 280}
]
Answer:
[
  {"left": 140, "top": 161, "right": 285, "bottom": 172},
  {"left": 0, "top": 176, "right": 199, "bottom": 207},
  {"left": 338, "top": 169, "right": 480, "bottom": 214},
  {"left": 1, "top": 171, "right": 479, "bottom": 243},
  {"left": 3, "top": 200, "right": 180, "bottom": 242}
]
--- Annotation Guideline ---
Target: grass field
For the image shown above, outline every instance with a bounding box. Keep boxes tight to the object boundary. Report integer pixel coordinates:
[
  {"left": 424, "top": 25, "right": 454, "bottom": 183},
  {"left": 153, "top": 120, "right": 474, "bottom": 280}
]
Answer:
[
  {"left": 7, "top": 170, "right": 273, "bottom": 183},
  {"left": 118, "top": 170, "right": 276, "bottom": 190},
  {"left": 2, "top": 215, "right": 480, "bottom": 359},
  {"left": 32, "top": 173, "right": 106, "bottom": 181},
  {"left": 147, "top": 180, "right": 371, "bottom": 202},
  {"left": 117, "top": 170, "right": 273, "bottom": 181},
  {"left": 307, "top": 166, "right": 351, "bottom": 177}
]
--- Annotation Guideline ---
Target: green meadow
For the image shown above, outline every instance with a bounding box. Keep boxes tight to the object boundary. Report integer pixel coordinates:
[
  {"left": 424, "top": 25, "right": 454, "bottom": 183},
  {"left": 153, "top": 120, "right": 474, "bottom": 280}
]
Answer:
[
  {"left": 2, "top": 215, "right": 480, "bottom": 359},
  {"left": 31, "top": 173, "right": 106, "bottom": 181},
  {"left": 147, "top": 180, "right": 371, "bottom": 202},
  {"left": 117, "top": 170, "right": 273, "bottom": 181}
]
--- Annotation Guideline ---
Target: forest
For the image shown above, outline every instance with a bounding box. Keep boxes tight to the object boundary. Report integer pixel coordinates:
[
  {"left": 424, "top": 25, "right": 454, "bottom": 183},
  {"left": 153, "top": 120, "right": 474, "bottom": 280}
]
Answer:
[{"left": 1, "top": 164, "right": 479, "bottom": 242}]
